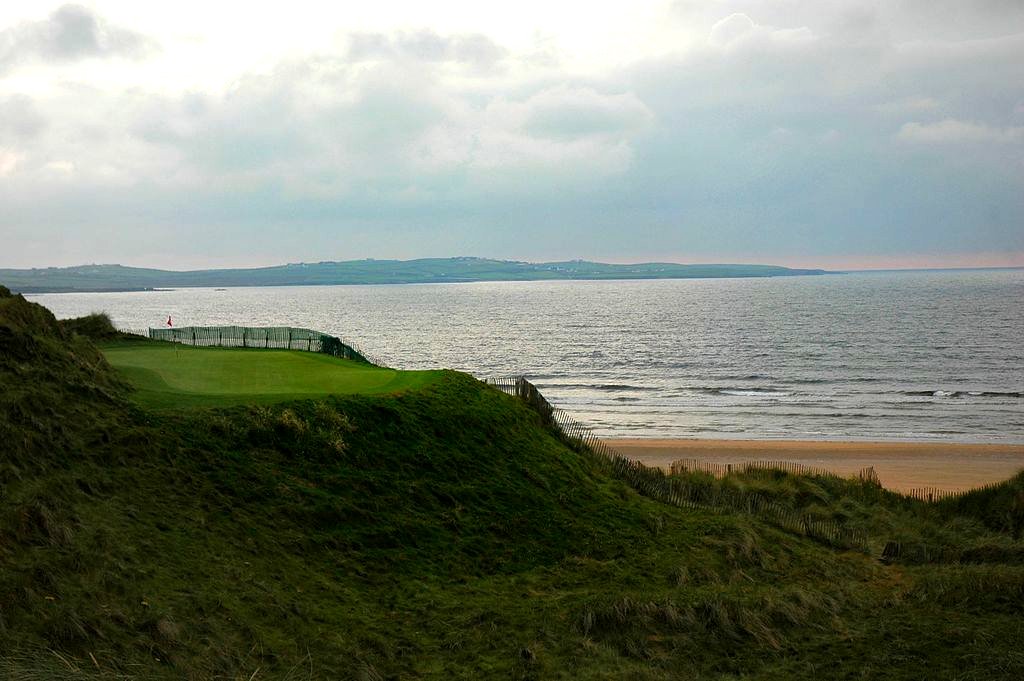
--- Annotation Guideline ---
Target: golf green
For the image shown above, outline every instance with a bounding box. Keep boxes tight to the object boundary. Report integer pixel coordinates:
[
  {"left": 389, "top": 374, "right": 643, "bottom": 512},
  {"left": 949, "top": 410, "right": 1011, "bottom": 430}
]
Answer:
[{"left": 101, "top": 343, "right": 441, "bottom": 409}]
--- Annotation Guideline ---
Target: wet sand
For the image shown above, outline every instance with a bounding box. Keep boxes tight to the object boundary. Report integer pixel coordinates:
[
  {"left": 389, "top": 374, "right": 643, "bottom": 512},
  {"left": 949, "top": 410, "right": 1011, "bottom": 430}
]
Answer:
[{"left": 608, "top": 438, "right": 1024, "bottom": 492}]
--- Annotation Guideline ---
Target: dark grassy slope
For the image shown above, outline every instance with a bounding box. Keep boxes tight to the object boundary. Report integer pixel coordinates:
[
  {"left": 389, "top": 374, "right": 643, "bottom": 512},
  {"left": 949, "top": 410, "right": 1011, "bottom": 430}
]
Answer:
[
  {"left": 2, "top": 286, "right": 1024, "bottom": 679},
  {"left": 0, "top": 295, "right": 129, "bottom": 482},
  {"left": 0, "top": 258, "right": 828, "bottom": 293}
]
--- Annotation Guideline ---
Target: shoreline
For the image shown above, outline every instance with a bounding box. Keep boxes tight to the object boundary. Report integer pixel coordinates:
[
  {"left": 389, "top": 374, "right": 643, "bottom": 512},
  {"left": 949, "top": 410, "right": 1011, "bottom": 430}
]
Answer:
[{"left": 606, "top": 437, "right": 1024, "bottom": 492}]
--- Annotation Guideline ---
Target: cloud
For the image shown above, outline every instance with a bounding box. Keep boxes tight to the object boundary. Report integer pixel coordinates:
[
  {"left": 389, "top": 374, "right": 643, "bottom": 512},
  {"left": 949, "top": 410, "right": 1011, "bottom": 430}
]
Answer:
[
  {"left": 677, "top": 0, "right": 1024, "bottom": 43},
  {"left": 874, "top": 97, "right": 942, "bottom": 115},
  {"left": 0, "top": 4, "right": 157, "bottom": 74},
  {"left": 898, "top": 119, "right": 1024, "bottom": 144},
  {"left": 42, "top": 159, "right": 74, "bottom": 174},
  {"left": 0, "top": 147, "right": 23, "bottom": 176},
  {"left": 346, "top": 29, "right": 507, "bottom": 69},
  {"left": 512, "top": 86, "right": 653, "bottom": 139},
  {"left": 56, "top": 44, "right": 653, "bottom": 202},
  {"left": 0, "top": 94, "right": 46, "bottom": 139},
  {"left": 707, "top": 13, "right": 817, "bottom": 51},
  {"left": 708, "top": 13, "right": 757, "bottom": 48}
]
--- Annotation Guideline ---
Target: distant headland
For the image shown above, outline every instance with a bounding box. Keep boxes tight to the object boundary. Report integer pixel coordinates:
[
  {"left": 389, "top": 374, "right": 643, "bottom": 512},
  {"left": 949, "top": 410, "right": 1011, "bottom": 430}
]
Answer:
[{"left": 0, "top": 257, "right": 830, "bottom": 293}]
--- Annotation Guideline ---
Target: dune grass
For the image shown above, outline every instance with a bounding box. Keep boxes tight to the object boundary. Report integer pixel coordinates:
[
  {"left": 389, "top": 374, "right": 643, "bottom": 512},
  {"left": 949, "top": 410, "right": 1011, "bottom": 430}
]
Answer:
[{"left": 100, "top": 342, "right": 441, "bottom": 409}]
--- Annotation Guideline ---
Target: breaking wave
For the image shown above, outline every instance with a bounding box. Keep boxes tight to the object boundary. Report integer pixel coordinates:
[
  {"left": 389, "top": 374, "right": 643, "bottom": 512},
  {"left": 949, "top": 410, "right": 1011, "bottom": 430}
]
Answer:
[{"left": 900, "top": 390, "right": 1023, "bottom": 398}]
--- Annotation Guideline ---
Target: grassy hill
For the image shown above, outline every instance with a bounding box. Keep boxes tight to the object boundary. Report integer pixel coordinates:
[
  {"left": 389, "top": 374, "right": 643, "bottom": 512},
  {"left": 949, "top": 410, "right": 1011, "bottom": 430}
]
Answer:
[
  {"left": 2, "top": 285, "right": 1024, "bottom": 679},
  {"left": 0, "top": 258, "right": 828, "bottom": 293}
]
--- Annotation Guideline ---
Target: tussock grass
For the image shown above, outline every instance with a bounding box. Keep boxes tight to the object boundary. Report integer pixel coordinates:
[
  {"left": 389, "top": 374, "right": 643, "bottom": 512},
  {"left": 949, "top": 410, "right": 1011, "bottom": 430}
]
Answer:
[
  {"left": 938, "top": 470, "right": 1024, "bottom": 537},
  {"left": 903, "top": 565, "right": 1024, "bottom": 612},
  {"left": 668, "top": 465, "right": 1024, "bottom": 568},
  {"left": 577, "top": 585, "right": 841, "bottom": 656},
  {"left": 60, "top": 313, "right": 121, "bottom": 341}
]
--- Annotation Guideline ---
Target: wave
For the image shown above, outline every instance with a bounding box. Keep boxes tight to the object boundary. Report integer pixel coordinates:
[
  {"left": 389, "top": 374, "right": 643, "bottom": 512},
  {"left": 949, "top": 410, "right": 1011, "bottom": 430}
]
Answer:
[
  {"left": 899, "top": 390, "right": 1023, "bottom": 398},
  {"left": 537, "top": 382, "right": 660, "bottom": 392},
  {"left": 701, "top": 387, "right": 793, "bottom": 398},
  {"left": 789, "top": 376, "right": 883, "bottom": 384},
  {"left": 592, "top": 383, "right": 660, "bottom": 392}
]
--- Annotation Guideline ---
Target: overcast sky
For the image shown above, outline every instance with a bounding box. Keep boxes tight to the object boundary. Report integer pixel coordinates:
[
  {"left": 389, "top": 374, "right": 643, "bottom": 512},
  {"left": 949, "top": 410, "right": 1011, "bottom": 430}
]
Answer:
[{"left": 1, "top": 1, "right": 1022, "bottom": 269}]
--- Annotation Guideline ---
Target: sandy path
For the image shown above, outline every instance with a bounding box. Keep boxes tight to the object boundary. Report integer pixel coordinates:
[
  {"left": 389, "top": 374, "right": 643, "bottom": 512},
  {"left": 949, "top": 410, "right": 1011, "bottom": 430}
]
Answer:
[{"left": 607, "top": 438, "right": 1024, "bottom": 492}]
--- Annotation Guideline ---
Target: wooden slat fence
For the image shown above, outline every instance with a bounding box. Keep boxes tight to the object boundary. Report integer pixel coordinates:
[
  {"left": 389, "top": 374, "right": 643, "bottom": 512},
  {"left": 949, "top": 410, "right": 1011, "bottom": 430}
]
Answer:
[
  {"left": 670, "top": 460, "right": 1008, "bottom": 505},
  {"left": 670, "top": 459, "right": 883, "bottom": 485},
  {"left": 143, "top": 325, "right": 380, "bottom": 365},
  {"left": 899, "top": 485, "right": 1005, "bottom": 503},
  {"left": 487, "top": 376, "right": 869, "bottom": 551},
  {"left": 669, "top": 458, "right": 843, "bottom": 479}
]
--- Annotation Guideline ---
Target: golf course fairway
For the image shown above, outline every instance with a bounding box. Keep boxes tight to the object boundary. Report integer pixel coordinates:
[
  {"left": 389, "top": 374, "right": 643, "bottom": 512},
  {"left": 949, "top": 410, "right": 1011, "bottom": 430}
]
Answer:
[{"left": 102, "top": 342, "right": 441, "bottom": 409}]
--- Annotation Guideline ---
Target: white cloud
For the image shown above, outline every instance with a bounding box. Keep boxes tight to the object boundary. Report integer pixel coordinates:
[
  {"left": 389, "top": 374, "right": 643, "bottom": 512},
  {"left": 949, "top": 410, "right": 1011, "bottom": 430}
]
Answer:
[
  {"left": 57, "top": 50, "right": 654, "bottom": 201},
  {"left": 898, "top": 119, "right": 1024, "bottom": 144},
  {"left": 346, "top": 29, "right": 507, "bottom": 69},
  {"left": 874, "top": 97, "right": 941, "bottom": 114},
  {"left": 707, "top": 12, "right": 816, "bottom": 52},
  {"left": 512, "top": 86, "right": 653, "bottom": 139},
  {"left": 43, "top": 158, "right": 74, "bottom": 172},
  {"left": 0, "top": 94, "right": 46, "bottom": 139},
  {"left": 0, "top": 147, "right": 23, "bottom": 175},
  {"left": 709, "top": 13, "right": 756, "bottom": 49}
]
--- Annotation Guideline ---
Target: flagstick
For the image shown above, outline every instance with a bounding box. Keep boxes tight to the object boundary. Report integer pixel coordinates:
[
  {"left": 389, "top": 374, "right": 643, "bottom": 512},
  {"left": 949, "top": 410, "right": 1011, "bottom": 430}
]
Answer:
[{"left": 168, "top": 315, "right": 178, "bottom": 359}]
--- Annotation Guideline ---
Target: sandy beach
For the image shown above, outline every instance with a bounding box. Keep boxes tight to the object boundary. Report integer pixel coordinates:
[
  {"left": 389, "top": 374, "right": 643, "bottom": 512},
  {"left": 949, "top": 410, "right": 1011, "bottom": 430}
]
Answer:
[{"left": 608, "top": 438, "right": 1024, "bottom": 492}]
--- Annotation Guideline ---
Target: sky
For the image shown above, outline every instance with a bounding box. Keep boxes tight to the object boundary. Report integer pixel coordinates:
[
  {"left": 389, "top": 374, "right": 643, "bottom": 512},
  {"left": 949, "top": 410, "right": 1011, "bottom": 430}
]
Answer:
[{"left": 1, "top": 1, "right": 1022, "bottom": 270}]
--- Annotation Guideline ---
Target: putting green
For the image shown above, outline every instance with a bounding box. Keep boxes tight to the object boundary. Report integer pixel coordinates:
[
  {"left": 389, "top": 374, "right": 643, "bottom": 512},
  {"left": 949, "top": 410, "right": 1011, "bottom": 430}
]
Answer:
[{"left": 101, "top": 342, "right": 441, "bottom": 409}]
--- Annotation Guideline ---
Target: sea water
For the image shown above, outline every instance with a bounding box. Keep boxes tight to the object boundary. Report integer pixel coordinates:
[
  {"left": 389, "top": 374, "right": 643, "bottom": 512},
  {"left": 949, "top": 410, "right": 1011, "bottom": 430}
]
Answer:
[{"left": 26, "top": 269, "right": 1024, "bottom": 442}]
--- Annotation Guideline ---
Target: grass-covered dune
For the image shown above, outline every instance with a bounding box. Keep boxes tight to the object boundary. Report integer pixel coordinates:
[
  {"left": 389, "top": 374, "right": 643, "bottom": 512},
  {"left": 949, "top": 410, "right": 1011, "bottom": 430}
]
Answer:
[
  {"left": 1, "top": 258, "right": 828, "bottom": 293},
  {"left": 2, "top": 285, "right": 1024, "bottom": 679}
]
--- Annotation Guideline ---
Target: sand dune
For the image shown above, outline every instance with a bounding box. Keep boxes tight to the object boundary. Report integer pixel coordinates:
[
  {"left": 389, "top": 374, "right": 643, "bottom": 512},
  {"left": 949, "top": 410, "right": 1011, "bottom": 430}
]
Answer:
[{"left": 608, "top": 438, "right": 1024, "bottom": 492}]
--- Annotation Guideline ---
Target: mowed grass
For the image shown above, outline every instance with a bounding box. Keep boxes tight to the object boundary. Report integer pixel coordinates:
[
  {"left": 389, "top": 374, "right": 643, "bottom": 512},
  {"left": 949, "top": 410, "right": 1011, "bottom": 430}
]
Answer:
[{"left": 101, "top": 342, "right": 442, "bottom": 409}]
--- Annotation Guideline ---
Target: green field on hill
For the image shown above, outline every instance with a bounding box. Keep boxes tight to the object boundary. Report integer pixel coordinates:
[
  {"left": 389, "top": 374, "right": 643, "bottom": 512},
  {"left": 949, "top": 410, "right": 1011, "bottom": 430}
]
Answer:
[{"left": 101, "top": 342, "right": 440, "bottom": 409}]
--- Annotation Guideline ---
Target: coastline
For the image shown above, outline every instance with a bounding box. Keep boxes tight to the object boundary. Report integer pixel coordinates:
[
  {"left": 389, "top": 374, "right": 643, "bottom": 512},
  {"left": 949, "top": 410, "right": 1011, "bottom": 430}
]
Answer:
[{"left": 607, "top": 438, "right": 1024, "bottom": 492}]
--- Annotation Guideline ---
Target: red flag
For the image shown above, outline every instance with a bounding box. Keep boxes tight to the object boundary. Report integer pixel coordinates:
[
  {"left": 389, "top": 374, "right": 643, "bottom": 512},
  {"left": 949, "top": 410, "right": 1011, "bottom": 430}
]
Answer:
[{"left": 167, "top": 316, "right": 173, "bottom": 327}]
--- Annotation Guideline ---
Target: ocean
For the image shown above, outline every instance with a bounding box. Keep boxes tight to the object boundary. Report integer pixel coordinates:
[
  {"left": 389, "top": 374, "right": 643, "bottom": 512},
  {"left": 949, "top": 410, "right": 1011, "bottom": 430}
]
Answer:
[{"left": 26, "top": 269, "right": 1024, "bottom": 443}]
